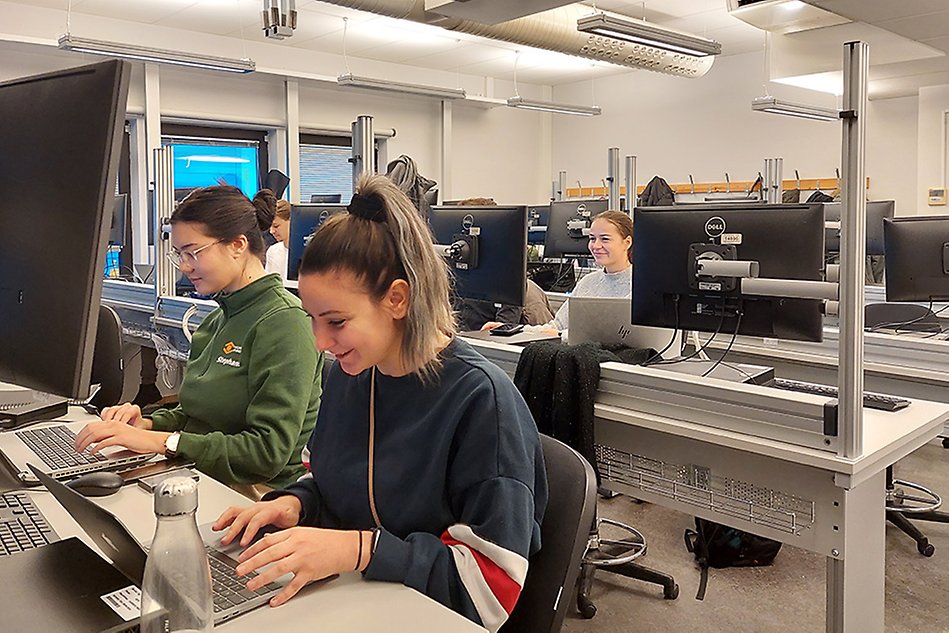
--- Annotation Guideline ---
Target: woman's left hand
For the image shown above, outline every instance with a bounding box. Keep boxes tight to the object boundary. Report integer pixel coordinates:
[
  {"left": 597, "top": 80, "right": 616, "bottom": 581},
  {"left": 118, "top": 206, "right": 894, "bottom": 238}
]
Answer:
[
  {"left": 235, "top": 527, "right": 366, "bottom": 607},
  {"left": 74, "top": 421, "right": 168, "bottom": 455}
]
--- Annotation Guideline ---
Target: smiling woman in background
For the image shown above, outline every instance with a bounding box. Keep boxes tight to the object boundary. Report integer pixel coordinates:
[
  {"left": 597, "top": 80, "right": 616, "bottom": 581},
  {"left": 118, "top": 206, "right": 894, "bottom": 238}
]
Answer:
[{"left": 76, "top": 186, "right": 323, "bottom": 498}]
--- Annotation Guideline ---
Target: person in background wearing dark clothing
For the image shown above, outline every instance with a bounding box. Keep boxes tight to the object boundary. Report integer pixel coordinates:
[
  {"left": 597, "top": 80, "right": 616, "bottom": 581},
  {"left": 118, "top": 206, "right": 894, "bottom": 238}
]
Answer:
[
  {"left": 213, "top": 175, "right": 547, "bottom": 632},
  {"left": 76, "top": 186, "right": 323, "bottom": 498}
]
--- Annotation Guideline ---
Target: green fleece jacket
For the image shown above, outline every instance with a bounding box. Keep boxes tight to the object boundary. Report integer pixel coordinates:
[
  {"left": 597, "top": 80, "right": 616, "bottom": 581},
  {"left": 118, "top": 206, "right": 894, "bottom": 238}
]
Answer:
[{"left": 151, "top": 274, "right": 322, "bottom": 488}]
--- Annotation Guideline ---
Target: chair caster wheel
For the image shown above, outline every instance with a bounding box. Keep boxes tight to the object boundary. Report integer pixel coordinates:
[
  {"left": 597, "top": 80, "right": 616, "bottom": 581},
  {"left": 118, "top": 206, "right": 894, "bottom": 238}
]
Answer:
[
  {"left": 919, "top": 540, "right": 935, "bottom": 557},
  {"left": 578, "top": 596, "right": 597, "bottom": 619},
  {"left": 664, "top": 583, "right": 680, "bottom": 600}
]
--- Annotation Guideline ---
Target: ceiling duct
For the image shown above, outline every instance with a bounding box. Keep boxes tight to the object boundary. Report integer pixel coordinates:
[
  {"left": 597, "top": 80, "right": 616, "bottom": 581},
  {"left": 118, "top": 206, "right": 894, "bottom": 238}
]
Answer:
[{"left": 319, "top": 0, "right": 715, "bottom": 78}]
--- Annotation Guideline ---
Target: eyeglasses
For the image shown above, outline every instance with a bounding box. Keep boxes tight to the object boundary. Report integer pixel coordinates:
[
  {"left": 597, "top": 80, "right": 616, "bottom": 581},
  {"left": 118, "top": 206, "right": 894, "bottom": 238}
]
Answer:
[{"left": 166, "top": 240, "right": 222, "bottom": 269}]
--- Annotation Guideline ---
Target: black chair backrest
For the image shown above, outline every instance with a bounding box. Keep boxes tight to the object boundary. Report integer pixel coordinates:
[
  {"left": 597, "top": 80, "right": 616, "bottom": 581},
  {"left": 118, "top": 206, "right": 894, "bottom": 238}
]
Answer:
[
  {"left": 89, "top": 304, "right": 124, "bottom": 410},
  {"left": 501, "top": 434, "right": 597, "bottom": 633}
]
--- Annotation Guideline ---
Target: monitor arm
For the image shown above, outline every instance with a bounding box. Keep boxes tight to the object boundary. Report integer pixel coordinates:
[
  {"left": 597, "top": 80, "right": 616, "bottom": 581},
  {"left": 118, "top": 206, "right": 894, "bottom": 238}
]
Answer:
[
  {"left": 695, "top": 258, "right": 840, "bottom": 302},
  {"left": 434, "top": 233, "right": 479, "bottom": 270}
]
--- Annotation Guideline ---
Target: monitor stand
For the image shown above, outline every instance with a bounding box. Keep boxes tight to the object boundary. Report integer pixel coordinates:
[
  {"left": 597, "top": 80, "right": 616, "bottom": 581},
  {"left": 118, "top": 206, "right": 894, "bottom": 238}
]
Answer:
[
  {"left": 0, "top": 383, "right": 69, "bottom": 430},
  {"left": 658, "top": 360, "right": 774, "bottom": 386}
]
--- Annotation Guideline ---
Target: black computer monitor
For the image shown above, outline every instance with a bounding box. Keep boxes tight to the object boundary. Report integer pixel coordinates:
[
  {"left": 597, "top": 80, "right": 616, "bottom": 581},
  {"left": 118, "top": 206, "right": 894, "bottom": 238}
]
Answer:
[
  {"left": 309, "top": 193, "right": 342, "bottom": 204},
  {"left": 287, "top": 204, "right": 348, "bottom": 280},
  {"left": 527, "top": 204, "right": 549, "bottom": 246},
  {"left": 544, "top": 199, "right": 610, "bottom": 258},
  {"left": 108, "top": 194, "right": 133, "bottom": 277},
  {"left": 883, "top": 216, "right": 949, "bottom": 301},
  {"left": 633, "top": 203, "right": 826, "bottom": 342},
  {"left": 823, "top": 200, "right": 895, "bottom": 256},
  {"left": 429, "top": 205, "right": 528, "bottom": 306},
  {"left": 0, "top": 60, "right": 130, "bottom": 398}
]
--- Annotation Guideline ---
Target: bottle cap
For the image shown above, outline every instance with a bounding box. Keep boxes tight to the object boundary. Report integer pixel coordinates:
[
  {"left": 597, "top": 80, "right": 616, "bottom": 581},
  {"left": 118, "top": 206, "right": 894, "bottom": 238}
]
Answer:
[{"left": 153, "top": 476, "right": 199, "bottom": 516}]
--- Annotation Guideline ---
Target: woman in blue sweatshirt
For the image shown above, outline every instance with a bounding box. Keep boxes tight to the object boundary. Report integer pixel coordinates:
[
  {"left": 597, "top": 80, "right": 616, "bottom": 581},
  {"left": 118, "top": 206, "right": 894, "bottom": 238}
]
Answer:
[{"left": 214, "top": 174, "right": 547, "bottom": 632}]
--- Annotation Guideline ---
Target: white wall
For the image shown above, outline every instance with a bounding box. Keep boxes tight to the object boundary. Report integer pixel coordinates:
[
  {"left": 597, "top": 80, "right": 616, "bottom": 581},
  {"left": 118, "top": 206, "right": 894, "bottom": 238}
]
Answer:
[
  {"left": 917, "top": 85, "right": 949, "bottom": 215},
  {"left": 550, "top": 50, "right": 924, "bottom": 217}
]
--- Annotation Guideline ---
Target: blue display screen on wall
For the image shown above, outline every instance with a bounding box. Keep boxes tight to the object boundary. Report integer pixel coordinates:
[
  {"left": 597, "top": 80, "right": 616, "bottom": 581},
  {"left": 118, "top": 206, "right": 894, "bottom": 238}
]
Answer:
[{"left": 167, "top": 143, "right": 259, "bottom": 197}]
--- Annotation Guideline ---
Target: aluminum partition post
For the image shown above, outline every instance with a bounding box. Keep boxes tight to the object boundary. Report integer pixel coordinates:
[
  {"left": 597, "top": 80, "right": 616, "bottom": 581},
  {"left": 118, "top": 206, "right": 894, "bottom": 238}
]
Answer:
[
  {"left": 351, "top": 115, "right": 375, "bottom": 189},
  {"left": 774, "top": 157, "right": 784, "bottom": 203},
  {"left": 607, "top": 147, "right": 621, "bottom": 210},
  {"left": 763, "top": 159, "right": 773, "bottom": 203},
  {"left": 557, "top": 170, "right": 567, "bottom": 201},
  {"left": 152, "top": 146, "right": 177, "bottom": 309},
  {"left": 838, "top": 41, "right": 869, "bottom": 460},
  {"left": 625, "top": 155, "right": 637, "bottom": 212}
]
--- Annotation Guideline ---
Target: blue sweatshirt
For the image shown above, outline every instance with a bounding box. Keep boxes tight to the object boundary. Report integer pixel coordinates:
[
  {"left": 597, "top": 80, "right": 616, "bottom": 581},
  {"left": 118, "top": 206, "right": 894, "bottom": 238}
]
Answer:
[{"left": 272, "top": 337, "right": 547, "bottom": 632}]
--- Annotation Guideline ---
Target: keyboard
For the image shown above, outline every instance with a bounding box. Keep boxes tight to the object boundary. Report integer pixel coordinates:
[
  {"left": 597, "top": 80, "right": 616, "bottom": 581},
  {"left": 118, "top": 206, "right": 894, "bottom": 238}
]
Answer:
[
  {"left": 14, "top": 425, "right": 152, "bottom": 479},
  {"left": 207, "top": 547, "right": 281, "bottom": 613},
  {"left": 0, "top": 491, "right": 59, "bottom": 556},
  {"left": 772, "top": 378, "right": 911, "bottom": 412}
]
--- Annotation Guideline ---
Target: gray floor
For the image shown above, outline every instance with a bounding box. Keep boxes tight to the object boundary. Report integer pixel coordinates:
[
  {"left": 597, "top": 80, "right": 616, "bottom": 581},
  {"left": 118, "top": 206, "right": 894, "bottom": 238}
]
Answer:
[{"left": 561, "top": 438, "right": 949, "bottom": 633}]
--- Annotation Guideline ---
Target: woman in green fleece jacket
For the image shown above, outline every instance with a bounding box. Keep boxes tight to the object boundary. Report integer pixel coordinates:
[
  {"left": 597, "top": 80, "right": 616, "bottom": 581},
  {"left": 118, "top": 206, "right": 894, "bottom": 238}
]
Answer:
[{"left": 75, "top": 186, "right": 323, "bottom": 493}]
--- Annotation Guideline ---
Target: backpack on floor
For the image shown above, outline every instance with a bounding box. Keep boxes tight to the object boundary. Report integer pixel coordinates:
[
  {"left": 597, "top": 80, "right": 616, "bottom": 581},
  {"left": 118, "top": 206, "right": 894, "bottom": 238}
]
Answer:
[{"left": 684, "top": 517, "right": 782, "bottom": 600}]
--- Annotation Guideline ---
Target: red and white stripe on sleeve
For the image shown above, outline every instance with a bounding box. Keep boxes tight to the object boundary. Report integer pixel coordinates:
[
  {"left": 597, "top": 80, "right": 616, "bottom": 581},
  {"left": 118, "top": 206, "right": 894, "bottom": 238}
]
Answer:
[{"left": 441, "top": 524, "right": 529, "bottom": 633}]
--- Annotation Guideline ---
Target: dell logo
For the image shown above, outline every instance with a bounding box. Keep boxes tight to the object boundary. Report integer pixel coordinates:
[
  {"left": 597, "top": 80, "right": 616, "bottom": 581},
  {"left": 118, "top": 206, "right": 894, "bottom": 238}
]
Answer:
[
  {"left": 462, "top": 214, "right": 475, "bottom": 231},
  {"left": 705, "top": 216, "right": 726, "bottom": 237}
]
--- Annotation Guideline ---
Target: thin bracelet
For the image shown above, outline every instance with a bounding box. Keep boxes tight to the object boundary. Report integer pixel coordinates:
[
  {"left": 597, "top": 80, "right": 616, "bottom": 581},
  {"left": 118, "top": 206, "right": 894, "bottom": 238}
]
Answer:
[{"left": 354, "top": 530, "right": 364, "bottom": 571}]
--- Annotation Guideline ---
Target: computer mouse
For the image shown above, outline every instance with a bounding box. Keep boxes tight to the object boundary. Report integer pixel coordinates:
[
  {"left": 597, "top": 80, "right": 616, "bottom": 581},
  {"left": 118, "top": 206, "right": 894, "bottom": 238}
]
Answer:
[{"left": 65, "top": 471, "right": 125, "bottom": 497}]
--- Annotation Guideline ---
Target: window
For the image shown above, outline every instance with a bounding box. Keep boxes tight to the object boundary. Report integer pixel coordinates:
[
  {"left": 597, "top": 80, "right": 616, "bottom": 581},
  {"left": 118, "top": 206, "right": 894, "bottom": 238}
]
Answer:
[
  {"left": 298, "top": 133, "right": 379, "bottom": 205},
  {"left": 162, "top": 124, "right": 268, "bottom": 199}
]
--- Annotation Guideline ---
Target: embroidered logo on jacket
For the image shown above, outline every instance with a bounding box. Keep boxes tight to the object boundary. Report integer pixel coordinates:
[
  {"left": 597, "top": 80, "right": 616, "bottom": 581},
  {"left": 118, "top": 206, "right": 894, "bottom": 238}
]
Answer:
[
  {"left": 216, "top": 355, "right": 241, "bottom": 368},
  {"left": 222, "top": 341, "right": 243, "bottom": 355}
]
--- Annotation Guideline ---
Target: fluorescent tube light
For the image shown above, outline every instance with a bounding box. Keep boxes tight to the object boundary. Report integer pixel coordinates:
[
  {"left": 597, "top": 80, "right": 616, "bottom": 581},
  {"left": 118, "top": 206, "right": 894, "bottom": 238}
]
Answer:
[
  {"left": 751, "top": 96, "right": 839, "bottom": 122},
  {"left": 577, "top": 12, "right": 721, "bottom": 57},
  {"left": 506, "top": 96, "right": 601, "bottom": 117},
  {"left": 337, "top": 73, "right": 466, "bottom": 100},
  {"left": 58, "top": 34, "right": 255, "bottom": 74}
]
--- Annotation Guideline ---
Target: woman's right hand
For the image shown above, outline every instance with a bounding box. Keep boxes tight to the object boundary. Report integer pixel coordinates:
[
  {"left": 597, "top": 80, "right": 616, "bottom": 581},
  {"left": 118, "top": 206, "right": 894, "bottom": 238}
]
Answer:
[
  {"left": 100, "top": 403, "right": 152, "bottom": 430},
  {"left": 481, "top": 321, "right": 502, "bottom": 331},
  {"left": 213, "top": 495, "right": 303, "bottom": 547}
]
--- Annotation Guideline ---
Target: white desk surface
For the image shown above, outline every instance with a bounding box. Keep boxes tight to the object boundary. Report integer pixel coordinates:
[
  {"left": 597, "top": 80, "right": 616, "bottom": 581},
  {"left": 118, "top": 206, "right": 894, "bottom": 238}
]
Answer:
[{"left": 18, "top": 411, "right": 485, "bottom": 633}]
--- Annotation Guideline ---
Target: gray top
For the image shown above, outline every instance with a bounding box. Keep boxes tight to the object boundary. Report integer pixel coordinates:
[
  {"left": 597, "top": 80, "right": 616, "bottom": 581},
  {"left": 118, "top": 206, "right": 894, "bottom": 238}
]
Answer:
[{"left": 527, "top": 265, "right": 633, "bottom": 335}]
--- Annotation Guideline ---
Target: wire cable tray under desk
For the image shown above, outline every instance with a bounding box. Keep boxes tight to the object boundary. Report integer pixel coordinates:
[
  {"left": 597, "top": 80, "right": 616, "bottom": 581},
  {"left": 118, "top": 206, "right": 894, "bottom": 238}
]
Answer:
[{"left": 595, "top": 444, "right": 816, "bottom": 535}]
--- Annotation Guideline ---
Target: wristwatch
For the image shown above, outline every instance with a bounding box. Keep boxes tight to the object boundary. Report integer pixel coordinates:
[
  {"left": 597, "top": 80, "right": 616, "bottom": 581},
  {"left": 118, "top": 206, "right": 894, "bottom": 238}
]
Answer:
[{"left": 164, "top": 432, "right": 181, "bottom": 457}]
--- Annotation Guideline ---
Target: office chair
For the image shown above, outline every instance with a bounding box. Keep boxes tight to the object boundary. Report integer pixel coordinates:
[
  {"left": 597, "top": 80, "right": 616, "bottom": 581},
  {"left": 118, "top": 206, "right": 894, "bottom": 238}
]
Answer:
[
  {"left": 501, "top": 435, "right": 597, "bottom": 633},
  {"left": 886, "top": 465, "right": 946, "bottom": 557},
  {"left": 88, "top": 304, "right": 125, "bottom": 411}
]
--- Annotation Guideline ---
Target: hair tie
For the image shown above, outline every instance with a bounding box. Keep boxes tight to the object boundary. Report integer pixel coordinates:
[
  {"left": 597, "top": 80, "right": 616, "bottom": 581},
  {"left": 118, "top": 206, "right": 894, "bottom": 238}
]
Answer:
[{"left": 348, "top": 193, "right": 387, "bottom": 223}]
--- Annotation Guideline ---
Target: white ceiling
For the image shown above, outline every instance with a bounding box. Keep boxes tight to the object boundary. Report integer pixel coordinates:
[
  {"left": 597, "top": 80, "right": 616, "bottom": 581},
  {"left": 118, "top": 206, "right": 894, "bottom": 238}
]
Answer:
[{"left": 3, "top": 0, "right": 948, "bottom": 96}]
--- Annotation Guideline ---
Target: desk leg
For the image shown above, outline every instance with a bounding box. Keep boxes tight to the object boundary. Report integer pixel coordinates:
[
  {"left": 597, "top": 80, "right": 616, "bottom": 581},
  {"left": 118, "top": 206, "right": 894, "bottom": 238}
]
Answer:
[{"left": 826, "top": 469, "right": 886, "bottom": 633}]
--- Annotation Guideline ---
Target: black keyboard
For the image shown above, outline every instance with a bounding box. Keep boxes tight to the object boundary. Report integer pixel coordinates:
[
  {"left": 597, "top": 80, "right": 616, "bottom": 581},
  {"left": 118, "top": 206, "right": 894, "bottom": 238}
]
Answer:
[
  {"left": 207, "top": 547, "right": 281, "bottom": 613},
  {"left": 772, "top": 378, "right": 911, "bottom": 412},
  {"left": 0, "top": 491, "right": 59, "bottom": 556},
  {"left": 16, "top": 425, "right": 108, "bottom": 469}
]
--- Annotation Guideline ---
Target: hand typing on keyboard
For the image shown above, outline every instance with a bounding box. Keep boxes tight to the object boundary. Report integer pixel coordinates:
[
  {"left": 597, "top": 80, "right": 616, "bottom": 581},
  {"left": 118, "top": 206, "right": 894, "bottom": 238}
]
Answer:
[{"left": 214, "top": 496, "right": 371, "bottom": 607}]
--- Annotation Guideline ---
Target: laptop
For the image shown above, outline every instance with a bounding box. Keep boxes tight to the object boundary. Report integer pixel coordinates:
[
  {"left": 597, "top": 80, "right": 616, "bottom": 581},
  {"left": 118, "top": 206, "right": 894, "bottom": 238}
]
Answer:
[
  {"left": 567, "top": 296, "right": 681, "bottom": 360},
  {"left": 29, "top": 464, "right": 289, "bottom": 626},
  {"left": 0, "top": 420, "right": 155, "bottom": 484}
]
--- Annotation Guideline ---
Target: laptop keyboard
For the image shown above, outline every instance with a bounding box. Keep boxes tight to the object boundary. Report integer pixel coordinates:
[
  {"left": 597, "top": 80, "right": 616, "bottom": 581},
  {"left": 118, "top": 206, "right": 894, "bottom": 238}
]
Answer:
[
  {"left": 0, "top": 491, "right": 59, "bottom": 556},
  {"left": 207, "top": 547, "right": 281, "bottom": 613},
  {"left": 16, "top": 425, "right": 108, "bottom": 468}
]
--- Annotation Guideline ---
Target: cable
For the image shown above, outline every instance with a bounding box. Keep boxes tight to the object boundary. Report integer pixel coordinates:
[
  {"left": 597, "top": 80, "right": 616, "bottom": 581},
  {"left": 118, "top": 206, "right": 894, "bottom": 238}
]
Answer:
[
  {"left": 653, "top": 298, "right": 728, "bottom": 366},
  {"left": 643, "top": 296, "right": 680, "bottom": 366},
  {"left": 701, "top": 309, "right": 744, "bottom": 378},
  {"left": 690, "top": 330, "right": 709, "bottom": 361},
  {"left": 181, "top": 304, "right": 199, "bottom": 343}
]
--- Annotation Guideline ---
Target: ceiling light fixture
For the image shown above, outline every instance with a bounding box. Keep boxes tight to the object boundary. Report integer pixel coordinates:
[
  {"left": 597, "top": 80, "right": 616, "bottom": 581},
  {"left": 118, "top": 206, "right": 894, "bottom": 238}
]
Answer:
[
  {"left": 751, "top": 96, "right": 840, "bottom": 122},
  {"left": 506, "top": 96, "right": 601, "bottom": 117},
  {"left": 337, "top": 73, "right": 466, "bottom": 100},
  {"left": 577, "top": 12, "right": 722, "bottom": 57},
  {"left": 58, "top": 34, "right": 255, "bottom": 73}
]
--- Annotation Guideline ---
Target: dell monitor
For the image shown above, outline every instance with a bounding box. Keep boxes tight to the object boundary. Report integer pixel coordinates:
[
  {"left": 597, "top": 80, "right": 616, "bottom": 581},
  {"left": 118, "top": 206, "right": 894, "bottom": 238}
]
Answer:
[
  {"left": 0, "top": 60, "right": 131, "bottom": 398},
  {"left": 633, "top": 203, "right": 826, "bottom": 342},
  {"left": 823, "top": 200, "right": 894, "bottom": 256},
  {"left": 883, "top": 216, "right": 949, "bottom": 302},
  {"left": 544, "top": 199, "right": 610, "bottom": 258},
  {"left": 287, "top": 204, "right": 348, "bottom": 280},
  {"left": 429, "top": 205, "right": 528, "bottom": 306},
  {"left": 310, "top": 193, "right": 342, "bottom": 204}
]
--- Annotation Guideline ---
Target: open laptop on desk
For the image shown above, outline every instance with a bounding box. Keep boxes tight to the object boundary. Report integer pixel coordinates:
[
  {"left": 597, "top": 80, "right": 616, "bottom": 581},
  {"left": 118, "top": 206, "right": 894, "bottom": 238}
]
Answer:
[
  {"left": 0, "top": 419, "right": 155, "bottom": 484},
  {"left": 29, "top": 464, "right": 291, "bottom": 627},
  {"left": 567, "top": 296, "right": 682, "bottom": 361},
  {"left": 461, "top": 328, "right": 561, "bottom": 345}
]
